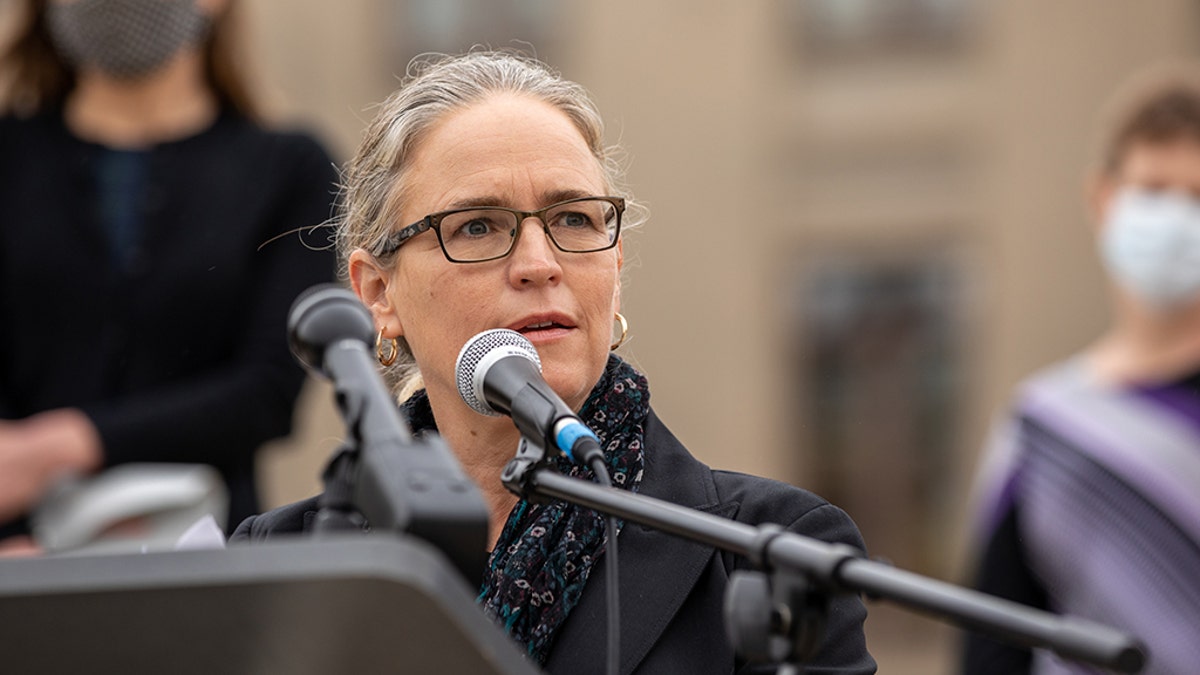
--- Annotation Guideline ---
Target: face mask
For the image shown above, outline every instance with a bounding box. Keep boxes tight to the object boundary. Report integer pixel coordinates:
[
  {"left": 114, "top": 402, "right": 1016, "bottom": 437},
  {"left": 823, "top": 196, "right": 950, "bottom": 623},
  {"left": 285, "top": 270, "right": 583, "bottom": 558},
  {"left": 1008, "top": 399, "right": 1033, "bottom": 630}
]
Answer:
[
  {"left": 47, "top": 0, "right": 210, "bottom": 80},
  {"left": 1100, "top": 187, "right": 1200, "bottom": 310}
]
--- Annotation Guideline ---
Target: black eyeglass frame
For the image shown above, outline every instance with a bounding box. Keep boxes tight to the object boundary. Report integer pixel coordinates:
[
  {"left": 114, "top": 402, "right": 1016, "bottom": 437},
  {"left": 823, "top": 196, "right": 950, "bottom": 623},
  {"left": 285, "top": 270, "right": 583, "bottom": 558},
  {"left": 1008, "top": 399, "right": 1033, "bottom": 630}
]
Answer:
[{"left": 375, "top": 195, "right": 626, "bottom": 263}]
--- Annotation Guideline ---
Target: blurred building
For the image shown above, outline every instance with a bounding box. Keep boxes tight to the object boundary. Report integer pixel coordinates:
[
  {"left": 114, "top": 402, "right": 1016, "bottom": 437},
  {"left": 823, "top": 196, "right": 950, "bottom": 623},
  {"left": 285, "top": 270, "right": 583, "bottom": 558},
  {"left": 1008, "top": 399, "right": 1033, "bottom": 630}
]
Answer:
[
  {"left": 7, "top": 1, "right": 1195, "bottom": 672},
  {"left": 246, "top": 2, "right": 1200, "bottom": 672}
]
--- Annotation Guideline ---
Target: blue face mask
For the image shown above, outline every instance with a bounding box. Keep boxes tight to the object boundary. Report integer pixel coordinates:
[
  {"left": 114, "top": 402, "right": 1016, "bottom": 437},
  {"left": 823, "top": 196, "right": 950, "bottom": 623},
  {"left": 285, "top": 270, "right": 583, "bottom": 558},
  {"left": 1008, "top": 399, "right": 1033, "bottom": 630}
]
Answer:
[
  {"left": 1100, "top": 187, "right": 1200, "bottom": 310},
  {"left": 47, "top": 0, "right": 209, "bottom": 80}
]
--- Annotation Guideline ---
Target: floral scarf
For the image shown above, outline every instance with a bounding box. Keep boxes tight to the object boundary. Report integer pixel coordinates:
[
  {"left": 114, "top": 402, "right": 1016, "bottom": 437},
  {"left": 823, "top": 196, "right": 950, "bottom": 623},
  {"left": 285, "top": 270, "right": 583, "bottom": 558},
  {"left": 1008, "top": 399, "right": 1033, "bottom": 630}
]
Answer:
[{"left": 400, "top": 354, "right": 649, "bottom": 664}]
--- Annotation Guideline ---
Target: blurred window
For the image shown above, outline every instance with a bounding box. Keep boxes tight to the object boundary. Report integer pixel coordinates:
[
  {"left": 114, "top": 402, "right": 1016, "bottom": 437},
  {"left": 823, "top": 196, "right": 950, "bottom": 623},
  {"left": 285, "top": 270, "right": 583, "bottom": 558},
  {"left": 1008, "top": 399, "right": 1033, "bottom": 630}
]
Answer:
[
  {"left": 791, "top": 245, "right": 967, "bottom": 575},
  {"left": 784, "top": 0, "right": 978, "bottom": 63},
  {"left": 391, "top": 0, "right": 568, "bottom": 66}
]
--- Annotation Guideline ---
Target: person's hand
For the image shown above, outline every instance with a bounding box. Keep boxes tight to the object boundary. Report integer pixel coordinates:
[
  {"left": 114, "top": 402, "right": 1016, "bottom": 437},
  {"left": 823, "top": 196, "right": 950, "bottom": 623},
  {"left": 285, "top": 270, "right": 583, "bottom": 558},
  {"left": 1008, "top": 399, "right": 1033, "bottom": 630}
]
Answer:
[
  {"left": 0, "top": 409, "right": 102, "bottom": 522},
  {"left": 0, "top": 535, "right": 42, "bottom": 558}
]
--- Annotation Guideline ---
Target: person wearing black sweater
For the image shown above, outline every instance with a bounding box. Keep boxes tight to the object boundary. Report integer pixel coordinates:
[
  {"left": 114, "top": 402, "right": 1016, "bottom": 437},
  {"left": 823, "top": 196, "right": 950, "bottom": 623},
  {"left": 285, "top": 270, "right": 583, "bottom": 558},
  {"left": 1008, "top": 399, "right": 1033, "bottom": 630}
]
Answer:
[{"left": 0, "top": 0, "right": 337, "bottom": 546}]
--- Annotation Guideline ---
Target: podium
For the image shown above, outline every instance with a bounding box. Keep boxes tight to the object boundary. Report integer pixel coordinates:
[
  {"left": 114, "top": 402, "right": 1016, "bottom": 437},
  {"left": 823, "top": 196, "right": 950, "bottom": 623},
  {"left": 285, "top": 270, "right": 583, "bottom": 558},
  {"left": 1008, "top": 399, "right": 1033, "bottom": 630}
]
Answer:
[{"left": 0, "top": 535, "right": 543, "bottom": 675}]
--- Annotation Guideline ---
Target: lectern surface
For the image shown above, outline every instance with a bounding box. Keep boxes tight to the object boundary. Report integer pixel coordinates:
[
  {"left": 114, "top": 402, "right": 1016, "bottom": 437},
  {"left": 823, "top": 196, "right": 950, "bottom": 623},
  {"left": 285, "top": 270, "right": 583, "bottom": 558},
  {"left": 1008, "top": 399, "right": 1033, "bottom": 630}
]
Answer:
[{"left": 0, "top": 535, "right": 542, "bottom": 675}]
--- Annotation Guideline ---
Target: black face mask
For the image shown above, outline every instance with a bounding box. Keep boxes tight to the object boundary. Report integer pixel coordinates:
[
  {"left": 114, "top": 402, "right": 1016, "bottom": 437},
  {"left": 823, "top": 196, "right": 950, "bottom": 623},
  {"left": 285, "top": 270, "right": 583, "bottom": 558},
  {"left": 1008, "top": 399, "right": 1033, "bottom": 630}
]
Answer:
[{"left": 47, "top": 0, "right": 210, "bottom": 80}]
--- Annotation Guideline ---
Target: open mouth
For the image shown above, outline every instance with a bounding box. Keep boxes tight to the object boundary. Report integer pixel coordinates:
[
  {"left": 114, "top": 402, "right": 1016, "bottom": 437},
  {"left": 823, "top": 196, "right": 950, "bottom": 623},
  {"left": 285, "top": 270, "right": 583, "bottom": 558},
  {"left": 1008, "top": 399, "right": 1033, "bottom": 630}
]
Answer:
[
  {"left": 511, "top": 315, "right": 575, "bottom": 339},
  {"left": 518, "top": 320, "right": 569, "bottom": 333}
]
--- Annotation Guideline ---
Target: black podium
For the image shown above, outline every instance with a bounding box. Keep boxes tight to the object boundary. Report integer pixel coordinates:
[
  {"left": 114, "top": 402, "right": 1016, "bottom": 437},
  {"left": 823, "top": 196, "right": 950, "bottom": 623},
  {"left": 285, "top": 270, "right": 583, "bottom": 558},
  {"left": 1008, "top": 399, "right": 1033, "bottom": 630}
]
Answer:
[{"left": 0, "top": 535, "right": 542, "bottom": 675}]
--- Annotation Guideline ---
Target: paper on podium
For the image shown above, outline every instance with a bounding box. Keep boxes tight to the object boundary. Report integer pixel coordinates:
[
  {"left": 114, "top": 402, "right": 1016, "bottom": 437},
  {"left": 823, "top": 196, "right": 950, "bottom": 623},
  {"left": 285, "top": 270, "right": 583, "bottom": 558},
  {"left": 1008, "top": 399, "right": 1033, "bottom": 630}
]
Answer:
[
  {"left": 172, "top": 514, "right": 227, "bottom": 551},
  {"left": 0, "top": 534, "right": 542, "bottom": 675}
]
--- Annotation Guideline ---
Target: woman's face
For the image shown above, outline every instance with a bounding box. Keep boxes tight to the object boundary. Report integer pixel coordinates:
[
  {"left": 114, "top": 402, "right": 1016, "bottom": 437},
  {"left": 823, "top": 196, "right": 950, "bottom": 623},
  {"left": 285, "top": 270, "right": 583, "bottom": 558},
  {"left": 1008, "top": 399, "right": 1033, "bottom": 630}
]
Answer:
[{"left": 360, "top": 93, "right": 622, "bottom": 413}]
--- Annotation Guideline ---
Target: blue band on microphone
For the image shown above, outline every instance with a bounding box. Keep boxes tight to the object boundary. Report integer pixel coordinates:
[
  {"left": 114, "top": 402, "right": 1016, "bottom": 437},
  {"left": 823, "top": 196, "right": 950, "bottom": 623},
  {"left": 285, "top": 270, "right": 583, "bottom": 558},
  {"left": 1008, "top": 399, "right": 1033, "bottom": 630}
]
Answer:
[{"left": 556, "top": 420, "right": 600, "bottom": 461}]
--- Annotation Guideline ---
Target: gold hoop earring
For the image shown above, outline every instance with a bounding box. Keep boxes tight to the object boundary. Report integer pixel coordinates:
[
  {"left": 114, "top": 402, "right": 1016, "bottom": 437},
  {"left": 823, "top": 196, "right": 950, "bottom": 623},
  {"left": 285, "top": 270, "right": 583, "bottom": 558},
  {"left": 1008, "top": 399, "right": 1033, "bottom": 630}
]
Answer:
[
  {"left": 376, "top": 328, "right": 398, "bottom": 366},
  {"left": 610, "top": 312, "right": 629, "bottom": 351}
]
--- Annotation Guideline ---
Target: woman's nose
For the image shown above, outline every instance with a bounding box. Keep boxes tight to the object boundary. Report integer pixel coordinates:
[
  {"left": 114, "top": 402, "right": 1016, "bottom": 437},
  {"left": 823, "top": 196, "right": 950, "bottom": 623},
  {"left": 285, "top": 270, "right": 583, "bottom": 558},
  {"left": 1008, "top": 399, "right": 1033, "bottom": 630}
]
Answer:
[{"left": 507, "top": 217, "right": 562, "bottom": 285}]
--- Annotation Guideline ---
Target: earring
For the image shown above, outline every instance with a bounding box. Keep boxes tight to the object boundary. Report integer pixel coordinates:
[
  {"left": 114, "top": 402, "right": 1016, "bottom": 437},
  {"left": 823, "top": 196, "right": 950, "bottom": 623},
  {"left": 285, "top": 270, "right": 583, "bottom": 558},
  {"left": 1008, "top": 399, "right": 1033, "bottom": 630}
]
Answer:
[
  {"left": 376, "top": 328, "right": 398, "bottom": 366},
  {"left": 610, "top": 312, "right": 629, "bottom": 351}
]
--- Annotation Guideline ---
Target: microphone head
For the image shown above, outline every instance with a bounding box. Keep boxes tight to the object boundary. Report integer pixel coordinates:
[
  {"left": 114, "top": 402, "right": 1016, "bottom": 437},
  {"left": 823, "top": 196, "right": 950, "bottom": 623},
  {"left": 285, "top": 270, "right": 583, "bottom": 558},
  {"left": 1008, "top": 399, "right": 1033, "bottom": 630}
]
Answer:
[
  {"left": 288, "top": 284, "right": 375, "bottom": 376},
  {"left": 455, "top": 329, "right": 541, "bottom": 416}
]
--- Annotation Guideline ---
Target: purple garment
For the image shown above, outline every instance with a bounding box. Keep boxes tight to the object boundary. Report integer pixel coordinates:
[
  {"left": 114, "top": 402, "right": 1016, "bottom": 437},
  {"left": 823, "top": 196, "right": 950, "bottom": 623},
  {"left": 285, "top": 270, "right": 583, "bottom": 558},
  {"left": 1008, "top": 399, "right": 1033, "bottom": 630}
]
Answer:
[
  {"left": 972, "top": 360, "right": 1200, "bottom": 674},
  {"left": 1133, "top": 375, "right": 1200, "bottom": 435}
]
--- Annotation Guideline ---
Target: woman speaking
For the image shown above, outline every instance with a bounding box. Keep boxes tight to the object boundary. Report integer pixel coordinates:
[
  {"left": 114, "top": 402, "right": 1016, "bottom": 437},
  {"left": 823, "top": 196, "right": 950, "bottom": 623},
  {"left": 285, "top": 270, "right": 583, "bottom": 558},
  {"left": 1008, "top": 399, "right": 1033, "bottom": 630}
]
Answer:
[{"left": 233, "top": 51, "right": 875, "bottom": 674}]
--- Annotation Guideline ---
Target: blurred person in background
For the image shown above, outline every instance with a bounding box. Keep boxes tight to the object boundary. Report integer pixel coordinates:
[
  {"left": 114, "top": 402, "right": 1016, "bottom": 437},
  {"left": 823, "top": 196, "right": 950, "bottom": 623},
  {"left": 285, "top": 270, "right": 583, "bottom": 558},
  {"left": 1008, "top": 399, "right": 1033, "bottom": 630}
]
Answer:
[
  {"left": 0, "top": 0, "right": 337, "bottom": 551},
  {"left": 962, "top": 65, "right": 1200, "bottom": 674}
]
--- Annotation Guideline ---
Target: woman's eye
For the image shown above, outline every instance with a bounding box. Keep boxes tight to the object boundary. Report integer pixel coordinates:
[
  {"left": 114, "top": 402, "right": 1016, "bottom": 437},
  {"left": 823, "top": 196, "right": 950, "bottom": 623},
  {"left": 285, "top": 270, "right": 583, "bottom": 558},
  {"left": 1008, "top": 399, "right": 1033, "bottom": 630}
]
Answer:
[
  {"left": 462, "top": 219, "right": 491, "bottom": 236},
  {"left": 557, "top": 211, "right": 592, "bottom": 229},
  {"left": 448, "top": 217, "right": 503, "bottom": 238}
]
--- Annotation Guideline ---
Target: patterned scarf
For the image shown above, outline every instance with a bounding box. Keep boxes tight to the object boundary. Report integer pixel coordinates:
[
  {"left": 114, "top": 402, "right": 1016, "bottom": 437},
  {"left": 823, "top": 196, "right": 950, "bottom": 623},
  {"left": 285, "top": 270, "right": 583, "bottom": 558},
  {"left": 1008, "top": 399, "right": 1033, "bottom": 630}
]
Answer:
[{"left": 400, "top": 354, "right": 649, "bottom": 663}]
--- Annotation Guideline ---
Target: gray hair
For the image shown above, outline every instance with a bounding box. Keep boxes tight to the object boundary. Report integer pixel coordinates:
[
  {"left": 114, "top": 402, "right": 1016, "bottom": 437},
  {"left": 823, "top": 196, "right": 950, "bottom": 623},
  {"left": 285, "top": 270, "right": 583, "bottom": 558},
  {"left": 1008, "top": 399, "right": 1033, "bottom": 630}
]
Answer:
[{"left": 335, "top": 50, "right": 645, "bottom": 397}]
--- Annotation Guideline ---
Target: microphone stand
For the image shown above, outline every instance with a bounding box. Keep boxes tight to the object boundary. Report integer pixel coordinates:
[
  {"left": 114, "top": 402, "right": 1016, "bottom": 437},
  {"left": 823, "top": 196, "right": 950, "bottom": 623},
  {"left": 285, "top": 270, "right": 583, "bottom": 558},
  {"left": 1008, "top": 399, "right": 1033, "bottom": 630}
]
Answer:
[
  {"left": 500, "top": 456, "right": 1146, "bottom": 674},
  {"left": 312, "top": 338, "right": 491, "bottom": 589},
  {"left": 288, "top": 285, "right": 490, "bottom": 589}
]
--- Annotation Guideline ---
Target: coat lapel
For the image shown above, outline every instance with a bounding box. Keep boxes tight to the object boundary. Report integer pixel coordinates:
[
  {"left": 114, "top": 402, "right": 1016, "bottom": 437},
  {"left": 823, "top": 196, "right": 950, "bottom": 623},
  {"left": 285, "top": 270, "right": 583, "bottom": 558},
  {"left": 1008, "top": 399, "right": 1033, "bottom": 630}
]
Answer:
[{"left": 544, "top": 410, "right": 733, "bottom": 674}]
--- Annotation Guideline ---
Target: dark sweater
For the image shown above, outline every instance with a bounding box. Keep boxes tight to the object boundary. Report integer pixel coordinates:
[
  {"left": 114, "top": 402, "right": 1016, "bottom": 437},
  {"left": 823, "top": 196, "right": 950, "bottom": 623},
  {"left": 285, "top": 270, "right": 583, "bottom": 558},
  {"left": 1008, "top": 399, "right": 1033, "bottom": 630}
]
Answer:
[{"left": 0, "top": 109, "right": 338, "bottom": 533}]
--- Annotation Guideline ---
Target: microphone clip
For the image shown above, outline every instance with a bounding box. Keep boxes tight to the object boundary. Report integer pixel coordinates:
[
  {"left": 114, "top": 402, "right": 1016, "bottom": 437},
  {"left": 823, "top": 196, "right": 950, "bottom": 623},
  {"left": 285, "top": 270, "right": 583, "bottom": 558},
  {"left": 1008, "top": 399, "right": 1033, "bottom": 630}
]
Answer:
[
  {"left": 724, "top": 565, "right": 831, "bottom": 669},
  {"left": 500, "top": 437, "right": 557, "bottom": 504}
]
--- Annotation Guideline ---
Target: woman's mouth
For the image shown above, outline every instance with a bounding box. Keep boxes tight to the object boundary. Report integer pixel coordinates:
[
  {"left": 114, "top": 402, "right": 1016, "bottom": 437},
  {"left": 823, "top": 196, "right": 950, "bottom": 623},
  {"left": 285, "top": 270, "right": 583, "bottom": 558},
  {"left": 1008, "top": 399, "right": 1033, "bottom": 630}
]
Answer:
[
  {"left": 522, "top": 320, "right": 561, "bottom": 331},
  {"left": 512, "top": 317, "right": 574, "bottom": 341}
]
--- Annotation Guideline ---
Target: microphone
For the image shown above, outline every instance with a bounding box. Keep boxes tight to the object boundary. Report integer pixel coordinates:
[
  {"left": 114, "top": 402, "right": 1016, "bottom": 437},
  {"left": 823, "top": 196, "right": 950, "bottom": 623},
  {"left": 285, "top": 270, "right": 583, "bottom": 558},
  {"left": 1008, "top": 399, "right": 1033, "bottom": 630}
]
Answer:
[
  {"left": 289, "top": 284, "right": 373, "bottom": 364},
  {"left": 455, "top": 329, "right": 604, "bottom": 467},
  {"left": 288, "top": 283, "right": 412, "bottom": 444}
]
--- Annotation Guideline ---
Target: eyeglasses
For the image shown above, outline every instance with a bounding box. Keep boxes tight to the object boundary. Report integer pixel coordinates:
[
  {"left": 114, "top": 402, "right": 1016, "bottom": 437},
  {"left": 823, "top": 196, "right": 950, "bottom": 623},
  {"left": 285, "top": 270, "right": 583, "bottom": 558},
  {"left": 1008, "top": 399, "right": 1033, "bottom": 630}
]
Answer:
[{"left": 376, "top": 196, "right": 625, "bottom": 263}]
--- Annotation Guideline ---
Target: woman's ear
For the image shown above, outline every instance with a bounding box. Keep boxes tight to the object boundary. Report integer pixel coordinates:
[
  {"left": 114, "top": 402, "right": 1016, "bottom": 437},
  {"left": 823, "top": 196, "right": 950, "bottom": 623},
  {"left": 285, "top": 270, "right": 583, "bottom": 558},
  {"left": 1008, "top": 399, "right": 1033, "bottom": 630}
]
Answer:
[{"left": 348, "top": 249, "right": 404, "bottom": 337}]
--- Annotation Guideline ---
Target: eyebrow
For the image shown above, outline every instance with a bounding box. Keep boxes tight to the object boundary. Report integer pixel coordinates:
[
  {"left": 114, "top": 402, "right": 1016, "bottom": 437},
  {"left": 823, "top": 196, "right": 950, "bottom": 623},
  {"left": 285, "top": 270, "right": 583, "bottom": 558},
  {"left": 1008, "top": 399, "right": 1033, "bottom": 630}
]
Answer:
[{"left": 444, "top": 189, "right": 597, "bottom": 211}]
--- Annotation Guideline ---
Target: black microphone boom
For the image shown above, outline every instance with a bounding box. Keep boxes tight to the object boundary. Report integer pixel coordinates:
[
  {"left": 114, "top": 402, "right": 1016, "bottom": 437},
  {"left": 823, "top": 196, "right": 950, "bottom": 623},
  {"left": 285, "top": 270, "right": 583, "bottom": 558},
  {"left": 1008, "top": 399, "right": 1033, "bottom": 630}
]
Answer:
[
  {"left": 514, "top": 470, "right": 1146, "bottom": 673},
  {"left": 288, "top": 284, "right": 490, "bottom": 587}
]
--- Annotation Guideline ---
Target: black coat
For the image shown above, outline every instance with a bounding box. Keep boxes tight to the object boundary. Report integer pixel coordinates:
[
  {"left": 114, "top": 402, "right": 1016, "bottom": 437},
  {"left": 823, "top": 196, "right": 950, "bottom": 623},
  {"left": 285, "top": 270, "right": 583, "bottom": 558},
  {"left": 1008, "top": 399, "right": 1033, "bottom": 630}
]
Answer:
[{"left": 232, "top": 409, "right": 876, "bottom": 674}]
